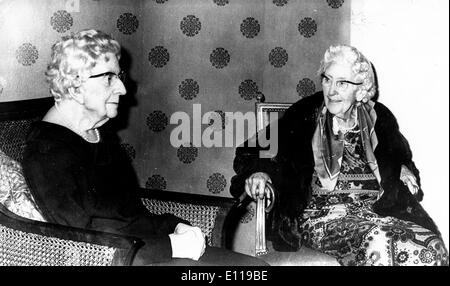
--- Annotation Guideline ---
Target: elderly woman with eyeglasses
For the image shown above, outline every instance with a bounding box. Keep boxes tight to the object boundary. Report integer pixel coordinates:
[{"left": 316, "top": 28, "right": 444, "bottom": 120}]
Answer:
[
  {"left": 231, "top": 45, "right": 448, "bottom": 266},
  {"left": 21, "top": 29, "right": 243, "bottom": 266},
  {"left": 23, "top": 29, "right": 269, "bottom": 266}
]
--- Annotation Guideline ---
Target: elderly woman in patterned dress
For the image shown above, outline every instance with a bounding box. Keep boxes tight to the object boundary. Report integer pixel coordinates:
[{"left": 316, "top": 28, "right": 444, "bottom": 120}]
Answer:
[{"left": 231, "top": 45, "right": 448, "bottom": 266}]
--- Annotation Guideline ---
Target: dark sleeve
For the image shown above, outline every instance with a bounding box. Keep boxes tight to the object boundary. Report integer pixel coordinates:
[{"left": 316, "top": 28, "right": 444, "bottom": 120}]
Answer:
[
  {"left": 398, "top": 132, "right": 423, "bottom": 201},
  {"left": 374, "top": 102, "right": 424, "bottom": 201},
  {"left": 91, "top": 214, "right": 183, "bottom": 263},
  {"left": 229, "top": 99, "right": 304, "bottom": 199},
  {"left": 22, "top": 144, "right": 96, "bottom": 228},
  {"left": 91, "top": 130, "right": 190, "bottom": 234},
  {"left": 230, "top": 124, "right": 283, "bottom": 199}
]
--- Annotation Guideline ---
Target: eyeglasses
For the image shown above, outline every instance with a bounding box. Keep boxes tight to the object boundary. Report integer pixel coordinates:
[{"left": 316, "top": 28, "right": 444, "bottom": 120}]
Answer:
[
  {"left": 89, "top": 70, "right": 126, "bottom": 86},
  {"left": 321, "top": 73, "right": 362, "bottom": 92}
]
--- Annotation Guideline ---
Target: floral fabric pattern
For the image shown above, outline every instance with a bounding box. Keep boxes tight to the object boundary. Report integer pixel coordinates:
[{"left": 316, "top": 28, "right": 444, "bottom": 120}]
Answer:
[
  {"left": 0, "top": 151, "right": 46, "bottom": 222},
  {"left": 301, "top": 129, "right": 448, "bottom": 266}
]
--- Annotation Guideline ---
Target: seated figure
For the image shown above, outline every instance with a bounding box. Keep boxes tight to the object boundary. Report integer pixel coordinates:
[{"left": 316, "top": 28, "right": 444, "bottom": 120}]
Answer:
[
  {"left": 230, "top": 45, "right": 448, "bottom": 266},
  {"left": 21, "top": 29, "right": 267, "bottom": 266}
]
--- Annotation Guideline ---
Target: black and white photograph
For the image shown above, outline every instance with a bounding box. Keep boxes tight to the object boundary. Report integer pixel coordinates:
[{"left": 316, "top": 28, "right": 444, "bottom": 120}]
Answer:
[{"left": 0, "top": 0, "right": 448, "bottom": 273}]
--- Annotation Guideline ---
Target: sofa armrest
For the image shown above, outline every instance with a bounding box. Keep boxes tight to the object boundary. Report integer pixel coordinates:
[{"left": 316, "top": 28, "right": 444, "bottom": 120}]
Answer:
[{"left": 139, "top": 188, "right": 236, "bottom": 248}]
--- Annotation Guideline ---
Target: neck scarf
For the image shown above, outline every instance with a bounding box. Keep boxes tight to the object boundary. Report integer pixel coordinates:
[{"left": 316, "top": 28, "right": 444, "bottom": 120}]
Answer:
[{"left": 312, "top": 100, "right": 380, "bottom": 191}]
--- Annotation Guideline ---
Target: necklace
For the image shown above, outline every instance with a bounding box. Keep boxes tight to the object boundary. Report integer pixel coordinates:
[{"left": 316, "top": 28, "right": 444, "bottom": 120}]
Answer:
[
  {"left": 54, "top": 102, "right": 100, "bottom": 143},
  {"left": 332, "top": 111, "right": 358, "bottom": 136}
]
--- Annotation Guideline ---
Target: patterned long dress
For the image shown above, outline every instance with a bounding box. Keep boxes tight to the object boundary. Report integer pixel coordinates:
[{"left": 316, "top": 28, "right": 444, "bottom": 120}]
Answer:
[{"left": 299, "top": 126, "right": 449, "bottom": 266}]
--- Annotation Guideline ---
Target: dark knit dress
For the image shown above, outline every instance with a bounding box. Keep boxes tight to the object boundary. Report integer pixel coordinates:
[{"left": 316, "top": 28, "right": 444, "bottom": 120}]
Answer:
[{"left": 22, "top": 121, "right": 187, "bottom": 263}]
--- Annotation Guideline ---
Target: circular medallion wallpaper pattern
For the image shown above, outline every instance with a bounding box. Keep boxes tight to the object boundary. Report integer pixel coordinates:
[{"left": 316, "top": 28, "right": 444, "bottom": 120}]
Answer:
[
  {"left": 327, "top": 0, "right": 345, "bottom": 9},
  {"left": 119, "top": 143, "right": 136, "bottom": 161},
  {"left": 273, "top": 0, "right": 288, "bottom": 7},
  {"left": 145, "top": 174, "right": 167, "bottom": 191},
  {"left": 177, "top": 143, "right": 198, "bottom": 164},
  {"left": 16, "top": 43, "right": 39, "bottom": 66},
  {"left": 179, "top": 78, "right": 200, "bottom": 100},
  {"left": 180, "top": 15, "right": 201, "bottom": 37},
  {"left": 296, "top": 78, "right": 316, "bottom": 98},
  {"left": 210, "top": 47, "right": 230, "bottom": 69},
  {"left": 117, "top": 13, "right": 139, "bottom": 35},
  {"left": 146, "top": 110, "right": 168, "bottom": 132},
  {"left": 238, "top": 79, "right": 259, "bottom": 100},
  {"left": 50, "top": 10, "right": 73, "bottom": 33},
  {"left": 240, "top": 17, "right": 260, "bottom": 39},
  {"left": 206, "top": 173, "right": 227, "bottom": 194},
  {"left": 269, "top": 47, "right": 288, "bottom": 68},
  {"left": 213, "top": 0, "right": 229, "bottom": 6},
  {"left": 148, "top": 46, "right": 170, "bottom": 68},
  {"left": 298, "top": 17, "right": 317, "bottom": 38}
]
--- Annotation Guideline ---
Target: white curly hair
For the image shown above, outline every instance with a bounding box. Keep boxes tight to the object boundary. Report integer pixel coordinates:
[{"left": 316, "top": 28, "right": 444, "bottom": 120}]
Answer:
[
  {"left": 318, "top": 45, "right": 376, "bottom": 102},
  {"left": 45, "top": 29, "right": 121, "bottom": 101}
]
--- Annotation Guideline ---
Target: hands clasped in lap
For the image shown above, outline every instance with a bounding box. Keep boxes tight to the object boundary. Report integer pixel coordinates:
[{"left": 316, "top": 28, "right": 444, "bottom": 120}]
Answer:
[{"left": 169, "top": 223, "right": 206, "bottom": 260}]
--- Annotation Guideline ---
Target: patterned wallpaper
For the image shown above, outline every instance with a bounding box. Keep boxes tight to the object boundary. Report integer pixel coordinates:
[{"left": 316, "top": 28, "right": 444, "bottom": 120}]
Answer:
[{"left": 0, "top": 0, "right": 350, "bottom": 199}]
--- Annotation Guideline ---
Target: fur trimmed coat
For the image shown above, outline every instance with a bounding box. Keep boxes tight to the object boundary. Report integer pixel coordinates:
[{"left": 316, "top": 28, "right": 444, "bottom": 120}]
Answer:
[{"left": 230, "top": 91, "right": 440, "bottom": 251}]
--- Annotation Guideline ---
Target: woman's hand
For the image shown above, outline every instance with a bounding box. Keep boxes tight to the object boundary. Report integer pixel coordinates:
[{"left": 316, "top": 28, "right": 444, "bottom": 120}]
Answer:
[
  {"left": 245, "top": 172, "right": 272, "bottom": 201},
  {"left": 169, "top": 223, "right": 206, "bottom": 260},
  {"left": 400, "top": 165, "right": 419, "bottom": 196}
]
